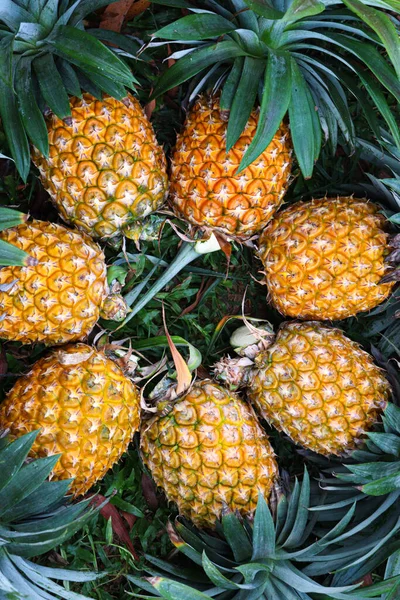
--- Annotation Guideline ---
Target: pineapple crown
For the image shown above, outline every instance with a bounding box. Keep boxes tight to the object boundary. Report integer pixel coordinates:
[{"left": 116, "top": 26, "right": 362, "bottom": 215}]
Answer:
[
  {"left": 129, "top": 468, "right": 400, "bottom": 599},
  {"left": 0, "top": 0, "right": 137, "bottom": 181},
  {"left": 150, "top": 0, "right": 400, "bottom": 178},
  {"left": 0, "top": 430, "right": 101, "bottom": 599}
]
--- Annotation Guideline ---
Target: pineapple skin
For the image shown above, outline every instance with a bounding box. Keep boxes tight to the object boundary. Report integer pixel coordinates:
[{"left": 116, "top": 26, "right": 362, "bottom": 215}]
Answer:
[
  {"left": 32, "top": 94, "right": 168, "bottom": 241},
  {"left": 169, "top": 96, "right": 292, "bottom": 240},
  {"left": 141, "top": 380, "right": 278, "bottom": 528},
  {"left": 248, "top": 322, "right": 391, "bottom": 456},
  {"left": 259, "top": 197, "right": 394, "bottom": 320},
  {"left": 0, "top": 344, "right": 140, "bottom": 496},
  {"left": 0, "top": 220, "right": 110, "bottom": 345}
]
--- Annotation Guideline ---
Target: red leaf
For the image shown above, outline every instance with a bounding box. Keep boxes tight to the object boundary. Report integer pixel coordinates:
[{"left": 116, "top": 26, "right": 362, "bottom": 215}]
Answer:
[{"left": 90, "top": 495, "right": 139, "bottom": 560}]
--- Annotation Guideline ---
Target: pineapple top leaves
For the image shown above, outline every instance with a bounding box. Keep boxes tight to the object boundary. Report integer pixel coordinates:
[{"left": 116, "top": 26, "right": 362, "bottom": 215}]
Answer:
[
  {"left": 150, "top": 0, "right": 400, "bottom": 178},
  {"left": 129, "top": 468, "right": 400, "bottom": 599},
  {"left": 0, "top": 430, "right": 101, "bottom": 600},
  {"left": 0, "top": 0, "right": 137, "bottom": 181}
]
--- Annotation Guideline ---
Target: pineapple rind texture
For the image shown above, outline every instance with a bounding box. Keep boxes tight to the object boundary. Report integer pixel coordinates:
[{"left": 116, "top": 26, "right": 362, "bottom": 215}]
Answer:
[
  {"left": 0, "top": 220, "right": 108, "bottom": 344},
  {"left": 32, "top": 94, "right": 168, "bottom": 240},
  {"left": 170, "top": 96, "right": 292, "bottom": 240},
  {"left": 0, "top": 343, "right": 140, "bottom": 496},
  {"left": 141, "top": 380, "right": 278, "bottom": 528},
  {"left": 259, "top": 197, "right": 394, "bottom": 320},
  {"left": 248, "top": 322, "right": 391, "bottom": 456}
]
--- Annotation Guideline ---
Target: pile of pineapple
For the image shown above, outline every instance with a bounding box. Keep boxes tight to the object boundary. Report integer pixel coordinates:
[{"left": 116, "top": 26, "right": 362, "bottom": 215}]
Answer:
[{"left": 1, "top": 1, "right": 400, "bottom": 599}]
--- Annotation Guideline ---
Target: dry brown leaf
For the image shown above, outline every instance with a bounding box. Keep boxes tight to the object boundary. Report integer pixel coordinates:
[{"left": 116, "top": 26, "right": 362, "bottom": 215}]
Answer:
[{"left": 100, "top": 0, "right": 150, "bottom": 33}]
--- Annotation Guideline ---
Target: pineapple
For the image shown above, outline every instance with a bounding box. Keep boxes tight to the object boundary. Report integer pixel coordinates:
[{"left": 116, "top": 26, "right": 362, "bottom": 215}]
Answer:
[
  {"left": 259, "top": 197, "right": 395, "bottom": 320},
  {"left": 169, "top": 96, "right": 292, "bottom": 240},
  {"left": 0, "top": 343, "right": 140, "bottom": 496},
  {"left": 32, "top": 93, "right": 168, "bottom": 242},
  {"left": 0, "top": 431, "right": 100, "bottom": 598},
  {"left": 216, "top": 322, "right": 391, "bottom": 456},
  {"left": 131, "top": 470, "right": 400, "bottom": 599},
  {"left": 0, "top": 0, "right": 136, "bottom": 182},
  {"left": 141, "top": 379, "right": 278, "bottom": 528},
  {"left": 152, "top": 1, "right": 399, "bottom": 178},
  {"left": 0, "top": 219, "right": 128, "bottom": 345}
]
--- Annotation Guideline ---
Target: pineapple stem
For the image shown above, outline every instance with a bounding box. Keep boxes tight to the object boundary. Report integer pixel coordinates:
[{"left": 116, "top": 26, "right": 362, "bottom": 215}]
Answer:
[{"left": 121, "top": 236, "right": 221, "bottom": 326}]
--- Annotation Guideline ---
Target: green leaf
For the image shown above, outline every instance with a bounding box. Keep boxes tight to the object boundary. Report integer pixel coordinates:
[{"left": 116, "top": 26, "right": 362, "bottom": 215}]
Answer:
[
  {"left": 288, "top": 58, "right": 318, "bottom": 177},
  {"left": 152, "top": 41, "right": 247, "bottom": 99},
  {"left": 201, "top": 552, "right": 239, "bottom": 590},
  {"left": 50, "top": 26, "right": 134, "bottom": 89},
  {"left": 0, "top": 206, "right": 27, "bottom": 230},
  {"left": 220, "top": 56, "right": 244, "bottom": 111},
  {"left": 366, "top": 432, "right": 400, "bottom": 456},
  {"left": 282, "top": 469, "right": 310, "bottom": 549},
  {"left": 78, "top": 69, "right": 126, "bottom": 99},
  {"left": 361, "top": 473, "right": 400, "bottom": 495},
  {"left": 342, "top": 0, "right": 400, "bottom": 79},
  {"left": 0, "top": 36, "right": 30, "bottom": 181},
  {"left": 0, "top": 432, "right": 39, "bottom": 494},
  {"left": 15, "top": 57, "right": 49, "bottom": 156},
  {"left": 155, "top": 14, "right": 236, "bottom": 40},
  {"left": 226, "top": 57, "right": 264, "bottom": 150},
  {"left": 56, "top": 59, "right": 82, "bottom": 97},
  {"left": 239, "top": 49, "right": 292, "bottom": 170},
  {"left": 0, "top": 1, "right": 34, "bottom": 29},
  {"left": 0, "top": 454, "right": 60, "bottom": 517},
  {"left": 221, "top": 511, "right": 253, "bottom": 562},
  {"left": 327, "top": 33, "right": 400, "bottom": 103},
  {"left": 283, "top": 0, "right": 325, "bottom": 23},
  {"left": 243, "top": 0, "right": 284, "bottom": 19},
  {"left": 384, "top": 404, "right": 400, "bottom": 433},
  {"left": 0, "top": 239, "right": 33, "bottom": 267},
  {"left": 33, "top": 54, "right": 71, "bottom": 119},
  {"left": 252, "top": 493, "right": 276, "bottom": 559},
  {"left": 147, "top": 577, "right": 212, "bottom": 600}
]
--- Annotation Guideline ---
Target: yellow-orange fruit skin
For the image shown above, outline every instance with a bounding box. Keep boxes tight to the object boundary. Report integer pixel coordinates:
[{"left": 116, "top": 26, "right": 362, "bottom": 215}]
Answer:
[
  {"left": 169, "top": 96, "right": 292, "bottom": 240},
  {"left": 141, "top": 380, "right": 278, "bottom": 528},
  {"left": 0, "top": 220, "right": 108, "bottom": 345},
  {"left": 0, "top": 344, "right": 140, "bottom": 496},
  {"left": 259, "top": 197, "right": 394, "bottom": 320},
  {"left": 248, "top": 322, "right": 391, "bottom": 456},
  {"left": 32, "top": 93, "right": 168, "bottom": 240}
]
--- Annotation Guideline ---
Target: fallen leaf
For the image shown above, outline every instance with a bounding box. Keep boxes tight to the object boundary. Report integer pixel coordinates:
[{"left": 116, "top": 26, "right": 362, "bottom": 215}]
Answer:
[
  {"left": 90, "top": 495, "right": 139, "bottom": 560},
  {"left": 145, "top": 99, "right": 156, "bottom": 119},
  {"left": 100, "top": 0, "right": 150, "bottom": 33},
  {"left": 141, "top": 472, "right": 159, "bottom": 511}
]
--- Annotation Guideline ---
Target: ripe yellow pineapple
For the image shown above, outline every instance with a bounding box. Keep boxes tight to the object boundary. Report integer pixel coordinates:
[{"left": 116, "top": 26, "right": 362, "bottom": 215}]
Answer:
[
  {"left": 0, "top": 343, "right": 140, "bottom": 496},
  {"left": 170, "top": 96, "right": 292, "bottom": 240},
  {"left": 141, "top": 379, "right": 278, "bottom": 528},
  {"left": 217, "top": 322, "right": 390, "bottom": 456},
  {"left": 32, "top": 94, "right": 168, "bottom": 242},
  {"left": 259, "top": 197, "right": 394, "bottom": 320},
  {"left": 0, "top": 219, "right": 126, "bottom": 345}
]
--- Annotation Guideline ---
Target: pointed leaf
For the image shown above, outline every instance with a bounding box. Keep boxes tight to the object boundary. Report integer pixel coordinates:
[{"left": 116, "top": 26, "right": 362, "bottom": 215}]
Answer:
[
  {"left": 243, "top": 0, "right": 283, "bottom": 19},
  {"left": 288, "top": 58, "right": 317, "bottom": 177},
  {"left": 15, "top": 56, "right": 49, "bottom": 156},
  {"left": 152, "top": 41, "right": 247, "bottom": 98},
  {"left": 252, "top": 494, "right": 276, "bottom": 560},
  {"left": 50, "top": 26, "right": 134, "bottom": 89},
  {"left": 220, "top": 56, "right": 244, "bottom": 111},
  {"left": 33, "top": 54, "right": 71, "bottom": 118},
  {"left": 0, "top": 432, "right": 39, "bottom": 494},
  {"left": 226, "top": 57, "right": 264, "bottom": 150},
  {"left": 342, "top": 0, "right": 400, "bottom": 79},
  {"left": 155, "top": 14, "right": 236, "bottom": 40},
  {"left": 239, "top": 49, "right": 292, "bottom": 170},
  {"left": 283, "top": 0, "right": 325, "bottom": 23}
]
